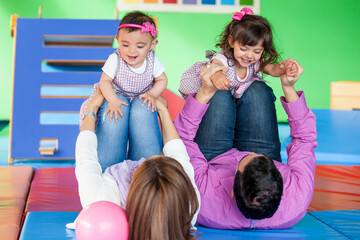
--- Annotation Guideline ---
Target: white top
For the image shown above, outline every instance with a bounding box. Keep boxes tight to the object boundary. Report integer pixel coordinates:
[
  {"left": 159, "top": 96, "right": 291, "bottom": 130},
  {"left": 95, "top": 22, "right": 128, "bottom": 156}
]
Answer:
[
  {"left": 66, "top": 130, "right": 200, "bottom": 229},
  {"left": 102, "top": 52, "right": 166, "bottom": 79}
]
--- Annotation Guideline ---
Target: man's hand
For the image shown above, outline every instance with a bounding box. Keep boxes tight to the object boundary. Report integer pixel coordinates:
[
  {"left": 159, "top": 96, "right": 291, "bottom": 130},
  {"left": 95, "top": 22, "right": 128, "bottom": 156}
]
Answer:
[
  {"left": 195, "top": 65, "right": 219, "bottom": 104},
  {"left": 280, "top": 59, "right": 303, "bottom": 88},
  {"left": 280, "top": 59, "right": 303, "bottom": 103}
]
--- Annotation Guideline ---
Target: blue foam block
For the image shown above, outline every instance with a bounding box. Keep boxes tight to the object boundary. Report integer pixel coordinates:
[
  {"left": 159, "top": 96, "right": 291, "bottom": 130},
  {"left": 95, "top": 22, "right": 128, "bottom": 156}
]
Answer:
[
  {"left": 310, "top": 210, "right": 360, "bottom": 240},
  {"left": 281, "top": 109, "right": 360, "bottom": 165},
  {"left": 196, "top": 213, "right": 349, "bottom": 239}
]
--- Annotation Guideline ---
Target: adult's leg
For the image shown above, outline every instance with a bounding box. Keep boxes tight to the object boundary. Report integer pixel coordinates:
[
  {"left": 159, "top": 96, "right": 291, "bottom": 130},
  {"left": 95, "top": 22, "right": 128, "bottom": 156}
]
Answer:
[
  {"left": 233, "top": 81, "right": 281, "bottom": 162},
  {"left": 95, "top": 94, "right": 130, "bottom": 171},
  {"left": 194, "top": 90, "right": 236, "bottom": 161},
  {"left": 127, "top": 97, "right": 163, "bottom": 161}
]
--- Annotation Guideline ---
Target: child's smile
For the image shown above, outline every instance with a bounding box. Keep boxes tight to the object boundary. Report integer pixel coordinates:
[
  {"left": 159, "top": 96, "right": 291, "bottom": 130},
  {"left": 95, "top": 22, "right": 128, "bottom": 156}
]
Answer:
[
  {"left": 230, "top": 40, "right": 264, "bottom": 69},
  {"left": 116, "top": 29, "right": 157, "bottom": 69}
]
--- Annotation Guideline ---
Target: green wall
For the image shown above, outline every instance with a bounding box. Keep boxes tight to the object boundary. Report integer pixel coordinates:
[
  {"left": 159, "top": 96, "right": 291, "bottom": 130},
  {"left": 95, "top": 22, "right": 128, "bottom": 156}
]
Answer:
[{"left": 1, "top": 0, "right": 359, "bottom": 121}]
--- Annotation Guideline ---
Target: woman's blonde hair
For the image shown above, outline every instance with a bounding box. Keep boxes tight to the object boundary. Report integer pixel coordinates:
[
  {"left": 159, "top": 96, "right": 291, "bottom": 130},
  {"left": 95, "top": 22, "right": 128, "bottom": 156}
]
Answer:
[{"left": 126, "top": 155, "right": 199, "bottom": 240}]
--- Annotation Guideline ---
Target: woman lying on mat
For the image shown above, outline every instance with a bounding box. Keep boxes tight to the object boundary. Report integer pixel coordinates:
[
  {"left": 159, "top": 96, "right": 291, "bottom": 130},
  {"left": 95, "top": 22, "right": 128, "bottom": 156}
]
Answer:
[{"left": 66, "top": 88, "right": 200, "bottom": 240}]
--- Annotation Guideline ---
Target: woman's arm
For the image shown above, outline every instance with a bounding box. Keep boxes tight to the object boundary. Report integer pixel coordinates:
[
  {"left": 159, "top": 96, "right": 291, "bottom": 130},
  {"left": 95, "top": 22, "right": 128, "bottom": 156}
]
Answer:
[
  {"left": 156, "top": 95, "right": 179, "bottom": 145},
  {"left": 81, "top": 88, "right": 104, "bottom": 132},
  {"left": 77, "top": 87, "right": 121, "bottom": 207},
  {"left": 139, "top": 73, "right": 168, "bottom": 111}
]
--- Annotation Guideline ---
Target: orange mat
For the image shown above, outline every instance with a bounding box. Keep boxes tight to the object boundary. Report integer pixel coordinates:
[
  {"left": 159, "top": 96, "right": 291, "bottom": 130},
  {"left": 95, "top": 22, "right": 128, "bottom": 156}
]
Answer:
[
  {"left": 0, "top": 166, "right": 34, "bottom": 240},
  {"left": 309, "top": 165, "right": 360, "bottom": 211}
]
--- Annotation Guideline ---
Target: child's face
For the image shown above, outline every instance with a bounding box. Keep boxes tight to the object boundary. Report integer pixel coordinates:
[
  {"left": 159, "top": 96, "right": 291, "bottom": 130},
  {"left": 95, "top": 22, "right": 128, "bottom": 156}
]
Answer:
[
  {"left": 229, "top": 37, "right": 264, "bottom": 69},
  {"left": 116, "top": 29, "right": 157, "bottom": 69}
]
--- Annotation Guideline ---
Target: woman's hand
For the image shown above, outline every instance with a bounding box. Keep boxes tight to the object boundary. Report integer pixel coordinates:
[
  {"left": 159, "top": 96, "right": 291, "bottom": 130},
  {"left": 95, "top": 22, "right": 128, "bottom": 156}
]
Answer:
[
  {"left": 86, "top": 87, "right": 105, "bottom": 114},
  {"left": 156, "top": 95, "right": 168, "bottom": 113}
]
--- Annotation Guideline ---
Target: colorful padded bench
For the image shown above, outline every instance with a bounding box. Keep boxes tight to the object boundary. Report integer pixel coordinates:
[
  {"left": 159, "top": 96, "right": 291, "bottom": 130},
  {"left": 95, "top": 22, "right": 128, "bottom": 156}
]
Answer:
[{"left": 0, "top": 166, "right": 34, "bottom": 240}]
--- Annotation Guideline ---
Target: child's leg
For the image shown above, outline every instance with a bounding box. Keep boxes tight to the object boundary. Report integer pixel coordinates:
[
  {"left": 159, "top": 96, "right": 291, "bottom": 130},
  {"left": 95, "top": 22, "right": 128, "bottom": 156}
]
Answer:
[
  {"left": 127, "top": 97, "right": 162, "bottom": 161},
  {"left": 233, "top": 81, "right": 282, "bottom": 162},
  {"left": 194, "top": 90, "right": 236, "bottom": 161},
  {"left": 95, "top": 94, "right": 130, "bottom": 172}
]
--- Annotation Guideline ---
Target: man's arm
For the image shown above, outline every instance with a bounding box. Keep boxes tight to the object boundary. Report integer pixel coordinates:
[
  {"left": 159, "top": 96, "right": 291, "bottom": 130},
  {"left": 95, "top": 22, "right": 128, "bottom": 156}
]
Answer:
[
  {"left": 174, "top": 70, "right": 219, "bottom": 185},
  {"left": 280, "top": 60, "right": 317, "bottom": 207}
]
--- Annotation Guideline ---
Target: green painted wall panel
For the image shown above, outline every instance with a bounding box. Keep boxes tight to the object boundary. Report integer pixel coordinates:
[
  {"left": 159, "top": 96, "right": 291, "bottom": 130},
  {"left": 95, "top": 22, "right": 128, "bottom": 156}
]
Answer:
[{"left": 1, "top": 0, "right": 359, "bottom": 122}]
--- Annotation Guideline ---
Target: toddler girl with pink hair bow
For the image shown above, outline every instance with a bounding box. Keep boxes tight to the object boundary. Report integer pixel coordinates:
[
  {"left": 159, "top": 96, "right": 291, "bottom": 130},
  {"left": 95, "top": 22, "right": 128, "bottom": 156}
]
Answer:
[{"left": 179, "top": 8, "right": 298, "bottom": 99}]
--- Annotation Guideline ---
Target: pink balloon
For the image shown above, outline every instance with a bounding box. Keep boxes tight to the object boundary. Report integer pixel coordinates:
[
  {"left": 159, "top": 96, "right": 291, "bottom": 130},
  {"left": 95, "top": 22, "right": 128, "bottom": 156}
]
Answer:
[{"left": 76, "top": 201, "right": 129, "bottom": 240}]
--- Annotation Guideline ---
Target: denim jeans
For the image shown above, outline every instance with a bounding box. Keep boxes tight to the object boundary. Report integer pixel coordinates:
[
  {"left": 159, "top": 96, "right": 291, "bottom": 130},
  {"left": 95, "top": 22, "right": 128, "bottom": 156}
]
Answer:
[
  {"left": 95, "top": 94, "right": 163, "bottom": 172},
  {"left": 194, "top": 81, "right": 281, "bottom": 162}
]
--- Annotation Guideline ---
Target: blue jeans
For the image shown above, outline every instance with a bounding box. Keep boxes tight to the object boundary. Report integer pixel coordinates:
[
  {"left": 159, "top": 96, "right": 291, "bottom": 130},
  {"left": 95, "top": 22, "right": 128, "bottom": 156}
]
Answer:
[
  {"left": 194, "top": 81, "right": 281, "bottom": 162},
  {"left": 95, "top": 94, "right": 163, "bottom": 172}
]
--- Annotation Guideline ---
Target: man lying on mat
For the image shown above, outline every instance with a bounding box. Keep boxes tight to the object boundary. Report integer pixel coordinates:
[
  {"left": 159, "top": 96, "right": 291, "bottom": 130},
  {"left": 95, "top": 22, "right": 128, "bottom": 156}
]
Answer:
[{"left": 174, "top": 60, "right": 318, "bottom": 229}]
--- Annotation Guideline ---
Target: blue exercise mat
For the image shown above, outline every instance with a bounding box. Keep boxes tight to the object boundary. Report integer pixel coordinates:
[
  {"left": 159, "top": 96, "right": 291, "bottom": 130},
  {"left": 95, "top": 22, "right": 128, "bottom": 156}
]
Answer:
[
  {"left": 281, "top": 109, "right": 360, "bottom": 165},
  {"left": 19, "top": 211, "right": 78, "bottom": 240},
  {"left": 19, "top": 211, "right": 351, "bottom": 239},
  {"left": 310, "top": 210, "right": 360, "bottom": 240}
]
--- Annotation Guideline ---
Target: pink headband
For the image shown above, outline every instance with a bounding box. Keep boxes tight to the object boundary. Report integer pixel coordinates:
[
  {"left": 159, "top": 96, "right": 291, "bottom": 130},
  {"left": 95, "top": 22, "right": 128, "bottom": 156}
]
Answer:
[
  {"left": 118, "top": 22, "right": 158, "bottom": 38},
  {"left": 232, "top": 7, "right": 254, "bottom": 21}
]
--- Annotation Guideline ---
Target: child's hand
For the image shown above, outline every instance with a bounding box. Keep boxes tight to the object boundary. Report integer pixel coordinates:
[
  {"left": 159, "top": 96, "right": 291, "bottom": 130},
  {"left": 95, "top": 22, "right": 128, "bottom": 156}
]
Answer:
[
  {"left": 139, "top": 92, "right": 157, "bottom": 112},
  {"left": 211, "top": 71, "right": 231, "bottom": 90},
  {"left": 106, "top": 98, "right": 129, "bottom": 122}
]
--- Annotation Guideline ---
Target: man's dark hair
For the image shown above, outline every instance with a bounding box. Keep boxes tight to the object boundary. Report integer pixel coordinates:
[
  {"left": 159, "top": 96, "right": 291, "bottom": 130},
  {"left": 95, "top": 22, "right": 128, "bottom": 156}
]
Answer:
[{"left": 233, "top": 155, "right": 283, "bottom": 219}]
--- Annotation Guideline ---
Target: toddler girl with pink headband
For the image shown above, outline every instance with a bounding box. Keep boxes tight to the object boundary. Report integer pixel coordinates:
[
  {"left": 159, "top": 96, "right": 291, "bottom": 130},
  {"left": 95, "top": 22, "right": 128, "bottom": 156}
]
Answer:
[
  {"left": 80, "top": 11, "right": 167, "bottom": 124},
  {"left": 79, "top": 11, "right": 167, "bottom": 171}
]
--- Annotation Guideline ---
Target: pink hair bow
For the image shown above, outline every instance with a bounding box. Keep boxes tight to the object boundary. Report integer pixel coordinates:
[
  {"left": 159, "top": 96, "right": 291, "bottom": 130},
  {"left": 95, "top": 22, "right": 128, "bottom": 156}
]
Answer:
[
  {"left": 141, "top": 22, "right": 158, "bottom": 38},
  {"left": 118, "top": 22, "right": 158, "bottom": 38},
  {"left": 232, "top": 7, "right": 254, "bottom": 21}
]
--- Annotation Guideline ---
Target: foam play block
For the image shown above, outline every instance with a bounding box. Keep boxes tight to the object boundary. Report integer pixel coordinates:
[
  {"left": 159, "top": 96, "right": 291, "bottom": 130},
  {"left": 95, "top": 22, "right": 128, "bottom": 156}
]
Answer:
[
  {"left": 331, "top": 81, "right": 360, "bottom": 110},
  {"left": 0, "top": 199, "right": 26, "bottom": 225},
  {"left": 0, "top": 225, "right": 20, "bottom": 240},
  {"left": 0, "top": 166, "right": 34, "bottom": 240},
  {"left": 0, "top": 166, "right": 34, "bottom": 182},
  {"left": 25, "top": 168, "right": 81, "bottom": 212},
  {"left": 309, "top": 165, "right": 360, "bottom": 211},
  {"left": 161, "top": 89, "right": 184, "bottom": 121}
]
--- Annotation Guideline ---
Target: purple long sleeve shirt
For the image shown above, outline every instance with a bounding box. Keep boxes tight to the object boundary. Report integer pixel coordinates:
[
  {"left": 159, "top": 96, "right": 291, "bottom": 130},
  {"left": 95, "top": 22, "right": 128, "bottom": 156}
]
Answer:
[{"left": 174, "top": 91, "right": 317, "bottom": 229}]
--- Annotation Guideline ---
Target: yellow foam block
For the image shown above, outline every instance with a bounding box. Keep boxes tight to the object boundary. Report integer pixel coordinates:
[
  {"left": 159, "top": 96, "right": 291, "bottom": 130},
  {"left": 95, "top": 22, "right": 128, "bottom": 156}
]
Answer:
[{"left": 331, "top": 81, "right": 360, "bottom": 110}]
